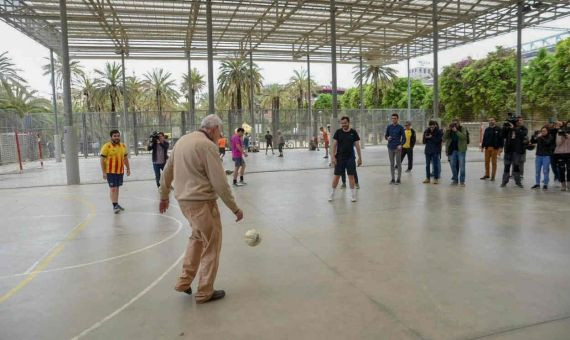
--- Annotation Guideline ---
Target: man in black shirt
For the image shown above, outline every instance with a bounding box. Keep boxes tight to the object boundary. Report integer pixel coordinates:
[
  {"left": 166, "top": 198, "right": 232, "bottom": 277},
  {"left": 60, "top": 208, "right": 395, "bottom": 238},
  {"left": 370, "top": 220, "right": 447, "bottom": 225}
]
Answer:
[
  {"left": 480, "top": 117, "right": 503, "bottom": 181},
  {"left": 329, "top": 116, "right": 363, "bottom": 202},
  {"left": 501, "top": 117, "right": 528, "bottom": 188},
  {"left": 264, "top": 131, "right": 274, "bottom": 155}
]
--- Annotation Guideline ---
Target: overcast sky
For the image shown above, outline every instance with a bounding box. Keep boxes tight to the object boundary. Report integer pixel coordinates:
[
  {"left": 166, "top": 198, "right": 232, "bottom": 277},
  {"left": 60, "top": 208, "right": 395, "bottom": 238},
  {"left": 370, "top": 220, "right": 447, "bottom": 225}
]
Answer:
[{"left": 1, "top": 16, "right": 569, "bottom": 99}]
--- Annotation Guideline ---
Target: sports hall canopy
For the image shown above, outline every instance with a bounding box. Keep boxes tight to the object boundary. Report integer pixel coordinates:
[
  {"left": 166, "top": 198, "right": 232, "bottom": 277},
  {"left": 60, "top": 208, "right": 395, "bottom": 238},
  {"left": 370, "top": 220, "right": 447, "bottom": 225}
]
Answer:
[{"left": 1, "top": 0, "right": 569, "bottom": 64}]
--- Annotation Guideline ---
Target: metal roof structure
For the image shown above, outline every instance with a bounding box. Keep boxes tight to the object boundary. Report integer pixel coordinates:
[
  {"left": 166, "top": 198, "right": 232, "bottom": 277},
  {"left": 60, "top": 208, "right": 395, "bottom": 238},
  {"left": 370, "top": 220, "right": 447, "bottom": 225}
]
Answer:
[{"left": 1, "top": 0, "right": 570, "bottom": 64}]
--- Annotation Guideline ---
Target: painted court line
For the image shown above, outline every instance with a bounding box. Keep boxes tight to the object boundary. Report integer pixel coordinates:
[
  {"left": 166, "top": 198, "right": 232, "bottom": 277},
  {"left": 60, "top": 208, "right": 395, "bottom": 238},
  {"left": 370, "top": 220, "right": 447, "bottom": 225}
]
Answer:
[
  {"left": 71, "top": 252, "right": 185, "bottom": 339},
  {"left": 0, "top": 213, "right": 184, "bottom": 280},
  {"left": 0, "top": 196, "right": 97, "bottom": 304}
]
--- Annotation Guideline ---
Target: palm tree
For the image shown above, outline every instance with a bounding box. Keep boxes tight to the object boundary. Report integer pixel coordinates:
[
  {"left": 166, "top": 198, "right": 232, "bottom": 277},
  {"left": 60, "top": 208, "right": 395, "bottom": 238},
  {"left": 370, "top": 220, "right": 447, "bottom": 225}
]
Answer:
[
  {"left": 95, "top": 62, "right": 123, "bottom": 128},
  {"left": 143, "top": 68, "right": 179, "bottom": 128},
  {"left": 262, "top": 83, "right": 283, "bottom": 134},
  {"left": 0, "top": 81, "right": 50, "bottom": 117},
  {"left": 42, "top": 55, "right": 84, "bottom": 89},
  {"left": 126, "top": 75, "right": 145, "bottom": 112},
  {"left": 353, "top": 63, "right": 397, "bottom": 107},
  {"left": 181, "top": 68, "right": 205, "bottom": 129},
  {"left": 218, "top": 57, "right": 263, "bottom": 131},
  {"left": 0, "top": 51, "right": 26, "bottom": 85}
]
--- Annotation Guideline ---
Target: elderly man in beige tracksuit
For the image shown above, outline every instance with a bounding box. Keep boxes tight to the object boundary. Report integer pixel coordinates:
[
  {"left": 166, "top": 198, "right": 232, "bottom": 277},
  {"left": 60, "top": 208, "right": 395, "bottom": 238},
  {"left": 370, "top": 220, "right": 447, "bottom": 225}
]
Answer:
[{"left": 159, "top": 114, "right": 244, "bottom": 304}]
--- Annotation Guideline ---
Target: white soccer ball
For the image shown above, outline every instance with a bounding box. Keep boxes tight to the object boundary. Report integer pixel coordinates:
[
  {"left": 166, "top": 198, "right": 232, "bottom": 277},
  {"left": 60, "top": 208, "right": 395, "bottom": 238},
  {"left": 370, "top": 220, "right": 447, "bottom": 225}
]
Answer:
[{"left": 244, "top": 229, "right": 261, "bottom": 247}]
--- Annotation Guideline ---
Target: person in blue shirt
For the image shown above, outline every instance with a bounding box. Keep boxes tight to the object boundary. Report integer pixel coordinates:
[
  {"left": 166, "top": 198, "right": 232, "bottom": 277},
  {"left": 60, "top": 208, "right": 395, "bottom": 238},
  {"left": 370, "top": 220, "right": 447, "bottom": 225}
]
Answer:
[{"left": 384, "top": 113, "right": 406, "bottom": 184}]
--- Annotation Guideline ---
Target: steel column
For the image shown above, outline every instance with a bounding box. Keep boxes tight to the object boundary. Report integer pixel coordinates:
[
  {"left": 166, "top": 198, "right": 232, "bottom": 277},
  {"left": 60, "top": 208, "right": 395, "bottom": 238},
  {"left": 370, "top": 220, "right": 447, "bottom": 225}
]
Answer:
[
  {"left": 206, "top": 0, "right": 215, "bottom": 115},
  {"left": 407, "top": 45, "right": 412, "bottom": 122},
  {"left": 432, "top": 0, "right": 439, "bottom": 119},
  {"left": 329, "top": 0, "right": 338, "bottom": 133},
  {"left": 516, "top": 1, "right": 523, "bottom": 117},
  {"left": 249, "top": 45, "right": 257, "bottom": 145},
  {"left": 49, "top": 49, "right": 62, "bottom": 162},
  {"left": 186, "top": 51, "right": 191, "bottom": 132},
  {"left": 307, "top": 49, "right": 315, "bottom": 139},
  {"left": 59, "top": 0, "right": 80, "bottom": 184},
  {"left": 359, "top": 42, "right": 365, "bottom": 149},
  {"left": 121, "top": 51, "right": 129, "bottom": 152}
]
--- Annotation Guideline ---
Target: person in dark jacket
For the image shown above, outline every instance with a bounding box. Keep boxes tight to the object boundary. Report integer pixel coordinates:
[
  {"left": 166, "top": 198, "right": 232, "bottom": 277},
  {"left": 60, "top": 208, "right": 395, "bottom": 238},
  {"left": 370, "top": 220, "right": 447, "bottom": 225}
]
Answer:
[
  {"left": 422, "top": 120, "right": 443, "bottom": 184},
  {"left": 148, "top": 132, "right": 170, "bottom": 187},
  {"left": 385, "top": 113, "right": 406, "bottom": 184},
  {"left": 530, "top": 127, "right": 555, "bottom": 190},
  {"left": 480, "top": 117, "right": 503, "bottom": 181},
  {"left": 501, "top": 117, "right": 528, "bottom": 188},
  {"left": 548, "top": 121, "right": 562, "bottom": 182},
  {"left": 401, "top": 121, "right": 416, "bottom": 173}
]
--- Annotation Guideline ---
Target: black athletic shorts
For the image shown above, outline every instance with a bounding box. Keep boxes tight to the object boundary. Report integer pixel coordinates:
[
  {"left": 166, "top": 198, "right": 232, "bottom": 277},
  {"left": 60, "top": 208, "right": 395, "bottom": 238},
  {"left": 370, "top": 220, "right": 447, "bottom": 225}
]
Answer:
[
  {"left": 107, "top": 173, "right": 124, "bottom": 187},
  {"left": 334, "top": 158, "right": 356, "bottom": 176}
]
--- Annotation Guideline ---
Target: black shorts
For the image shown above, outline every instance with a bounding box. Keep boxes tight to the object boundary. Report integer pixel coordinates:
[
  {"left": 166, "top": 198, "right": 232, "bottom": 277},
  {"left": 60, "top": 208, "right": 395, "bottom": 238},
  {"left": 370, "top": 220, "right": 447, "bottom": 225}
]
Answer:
[
  {"left": 334, "top": 158, "right": 356, "bottom": 176},
  {"left": 233, "top": 157, "right": 245, "bottom": 168},
  {"left": 107, "top": 173, "right": 124, "bottom": 187},
  {"left": 219, "top": 148, "right": 226, "bottom": 154}
]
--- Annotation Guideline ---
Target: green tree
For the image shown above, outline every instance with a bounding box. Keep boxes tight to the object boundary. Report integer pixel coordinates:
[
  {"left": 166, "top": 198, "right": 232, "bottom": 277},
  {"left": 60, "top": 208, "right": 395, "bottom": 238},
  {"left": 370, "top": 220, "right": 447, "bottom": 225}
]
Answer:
[
  {"left": 353, "top": 64, "right": 397, "bottom": 108},
  {"left": 440, "top": 58, "right": 475, "bottom": 121},
  {"left": 0, "top": 81, "right": 50, "bottom": 117},
  {"left": 523, "top": 48, "right": 556, "bottom": 119},
  {"left": 41, "top": 55, "right": 84, "bottom": 89},
  {"left": 381, "top": 78, "right": 430, "bottom": 109},
  {"left": 549, "top": 38, "right": 570, "bottom": 118},
  {"left": 261, "top": 83, "right": 283, "bottom": 134},
  {"left": 217, "top": 57, "right": 263, "bottom": 128},
  {"left": 181, "top": 68, "right": 206, "bottom": 128},
  {"left": 95, "top": 62, "right": 123, "bottom": 128},
  {"left": 143, "top": 68, "right": 179, "bottom": 127},
  {"left": 0, "top": 51, "right": 26, "bottom": 85}
]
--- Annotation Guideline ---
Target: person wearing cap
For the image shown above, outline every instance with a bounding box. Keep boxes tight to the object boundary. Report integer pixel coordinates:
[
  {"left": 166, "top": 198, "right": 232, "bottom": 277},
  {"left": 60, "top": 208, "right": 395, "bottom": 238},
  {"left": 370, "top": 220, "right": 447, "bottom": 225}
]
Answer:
[{"left": 401, "top": 121, "right": 416, "bottom": 173}]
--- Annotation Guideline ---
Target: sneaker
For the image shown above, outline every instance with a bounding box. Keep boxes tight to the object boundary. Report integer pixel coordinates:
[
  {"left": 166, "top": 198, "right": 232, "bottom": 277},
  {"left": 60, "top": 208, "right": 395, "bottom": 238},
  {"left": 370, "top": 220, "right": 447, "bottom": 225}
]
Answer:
[
  {"left": 480, "top": 176, "right": 489, "bottom": 180},
  {"left": 196, "top": 290, "right": 225, "bottom": 304},
  {"left": 490, "top": 178, "right": 495, "bottom": 181},
  {"left": 451, "top": 181, "right": 458, "bottom": 186},
  {"left": 516, "top": 183, "right": 524, "bottom": 188},
  {"left": 233, "top": 182, "right": 242, "bottom": 187},
  {"left": 395, "top": 179, "right": 401, "bottom": 185},
  {"left": 116, "top": 204, "right": 125, "bottom": 211},
  {"left": 324, "top": 156, "right": 329, "bottom": 159},
  {"left": 390, "top": 179, "right": 395, "bottom": 185},
  {"left": 542, "top": 185, "right": 548, "bottom": 191},
  {"left": 460, "top": 182, "right": 465, "bottom": 187},
  {"left": 500, "top": 182, "right": 507, "bottom": 188},
  {"left": 433, "top": 179, "right": 439, "bottom": 185},
  {"left": 183, "top": 287, "right": 192, "bottom": 296},
  {"left": 355, "top": 183, "right": 360, "bottom": 190},
  {"left": 423, "top": 179, "right": 431, "bottom": 184},
  {"left": 351, "top": 193, "right": 357, "bottom": 202},
  {"left": 531, "top": 184, "right": 540, "bottom": 189},
  {"left": 113, "top": 206, "right": 121, "bottom": 214},
  {"left": 340, "top": 183, "right": 346, "bottom": 189},
  {"left": 405, "top": 169, "right": 411, "bottom": 173},
  {"left": 328, "top": 190, "right": 335, "bottom": 202},
  {"left": 562, "top": 183, "right": 567, "bottom": 192},
  {"left": 239, "top": 180, "right": 247, "bottom": 185}
]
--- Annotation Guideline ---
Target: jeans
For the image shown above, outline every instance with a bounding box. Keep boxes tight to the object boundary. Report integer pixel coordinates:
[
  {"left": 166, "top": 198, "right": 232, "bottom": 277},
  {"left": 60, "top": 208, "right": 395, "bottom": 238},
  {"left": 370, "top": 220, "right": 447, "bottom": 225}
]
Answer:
[
  {"left": 153, "top": 163, "right": 165, "bottom": 187},
  {"left": 450, "top": 151, "right": 466, "bottom": 183},
  {"left": 535, "top": 155, "right": 551, "bottom": 185},
  {"left": 401, "top": 147, "right": 413, "bottom": 170},
  {"left": 388, "top": 148, "right": 402, "bottom": 180},
  {"left": 425, "top": 153, "right": 441, "bottom": 180}
]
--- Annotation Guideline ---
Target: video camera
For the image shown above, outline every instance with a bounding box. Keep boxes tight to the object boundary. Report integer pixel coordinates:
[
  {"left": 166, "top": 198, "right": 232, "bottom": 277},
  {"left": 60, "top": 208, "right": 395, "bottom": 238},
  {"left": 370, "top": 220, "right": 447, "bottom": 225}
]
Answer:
[
  {"left": 504, "top": 113, "right": 518, "bottom": 128},
  {"left": 149, "top": 131, "right": 161, "bottom": 144}
]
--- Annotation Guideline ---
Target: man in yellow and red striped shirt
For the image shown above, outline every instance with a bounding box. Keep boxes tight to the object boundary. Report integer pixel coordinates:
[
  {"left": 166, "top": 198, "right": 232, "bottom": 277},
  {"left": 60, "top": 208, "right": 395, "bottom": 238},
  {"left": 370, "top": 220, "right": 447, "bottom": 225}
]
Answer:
[{"left": 100, "top": 129, "right": 131, "bottom": 214}]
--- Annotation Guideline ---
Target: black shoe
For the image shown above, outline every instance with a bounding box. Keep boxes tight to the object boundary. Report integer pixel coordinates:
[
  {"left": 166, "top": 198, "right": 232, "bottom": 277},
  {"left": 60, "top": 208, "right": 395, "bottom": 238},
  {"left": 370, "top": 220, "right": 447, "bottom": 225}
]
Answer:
[
  {"left": 451, "top": 181, "right": 458, "bottom": 186},
  {"left": 516, "top": 183, "right": 524, "bottom": 188},
  {"left": 480, "top": 176, "right": 489, "bottom": 180},
  {"left": 543, "top": 185, "right": 548, "bottom": 190},
  {"left": 395, "top": 179, "right": 401, "bottom": 185},
  {"left": 116, "top": 204, "right": 125, "bottom": 211},
  {"left": 390, "top": 179, "right": 395, "bottom": 185},
  {"left": 405, "top": 169, "right": 411, "bottom": 173},
  {"left": 490, "top": 178, "right": 496, "bottom": 181},
  {"left": 500, "top": 182, "right": 507, "bottom": 188},
  {"left": 531, "top": 184, "right": 540, "bottom": 189},
  {"left": 183, "top": 287, "right": 192, "bottom": 296},
  {"left": 239, "top": 180, "right": 247, "bottom": 185},
  {"left": 197, "top": 290, "right": 225, "bottom": 304}
]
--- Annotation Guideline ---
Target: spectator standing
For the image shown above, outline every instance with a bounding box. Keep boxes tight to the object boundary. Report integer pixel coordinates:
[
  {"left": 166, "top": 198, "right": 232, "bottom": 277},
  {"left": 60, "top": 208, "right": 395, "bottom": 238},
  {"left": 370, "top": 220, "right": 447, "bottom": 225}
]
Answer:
[
  {"left": 480, "top": 117, "right": 503, "bottom": 181},
  {"left": 422, "top": 120, "right": 443, "bottom": 184},
  {"left": 384, "top": 113, "right": 406, "bottom": 184}
]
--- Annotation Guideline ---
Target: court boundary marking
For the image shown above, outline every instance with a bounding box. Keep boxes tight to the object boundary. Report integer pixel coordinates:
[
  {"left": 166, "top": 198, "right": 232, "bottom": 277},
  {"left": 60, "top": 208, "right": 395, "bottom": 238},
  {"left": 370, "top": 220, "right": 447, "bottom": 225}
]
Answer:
[{"left": 0, "top": 213, "right": 183, "bottom": 280}]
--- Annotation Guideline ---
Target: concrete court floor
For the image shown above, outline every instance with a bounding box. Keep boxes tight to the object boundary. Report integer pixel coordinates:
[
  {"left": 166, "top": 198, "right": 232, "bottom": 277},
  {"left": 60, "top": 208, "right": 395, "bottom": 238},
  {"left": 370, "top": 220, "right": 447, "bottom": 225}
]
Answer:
[{"left": 1, "top": 159, "right": 570, "bottom": 339}]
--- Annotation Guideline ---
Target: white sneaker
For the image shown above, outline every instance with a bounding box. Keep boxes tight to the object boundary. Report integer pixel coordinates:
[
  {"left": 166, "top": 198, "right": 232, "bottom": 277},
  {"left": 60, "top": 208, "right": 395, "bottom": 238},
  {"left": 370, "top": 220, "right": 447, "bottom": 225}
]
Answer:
[
  {"left": 351, "top": 189, "right": 357, "bottom": 202},
  {"left": 328, "top": 189, "right": 335, "bottom": 202}
]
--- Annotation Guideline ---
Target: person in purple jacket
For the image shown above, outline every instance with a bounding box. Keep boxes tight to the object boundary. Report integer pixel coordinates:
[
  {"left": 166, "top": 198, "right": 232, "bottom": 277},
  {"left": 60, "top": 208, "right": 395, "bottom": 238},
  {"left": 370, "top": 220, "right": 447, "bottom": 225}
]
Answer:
[{"left": 385, "top": 113, "right": 406, "bottom": 184}]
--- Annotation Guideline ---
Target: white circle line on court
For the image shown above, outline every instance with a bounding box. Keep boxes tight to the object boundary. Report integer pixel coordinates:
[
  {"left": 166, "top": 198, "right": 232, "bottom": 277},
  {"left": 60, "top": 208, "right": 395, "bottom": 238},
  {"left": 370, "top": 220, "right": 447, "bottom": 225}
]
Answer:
[
  {"left": 0, "top": 213, "right": 184, "bottom": 280},
  {"left": 71, "top": 252, "right": 185, "bottom": 340}
]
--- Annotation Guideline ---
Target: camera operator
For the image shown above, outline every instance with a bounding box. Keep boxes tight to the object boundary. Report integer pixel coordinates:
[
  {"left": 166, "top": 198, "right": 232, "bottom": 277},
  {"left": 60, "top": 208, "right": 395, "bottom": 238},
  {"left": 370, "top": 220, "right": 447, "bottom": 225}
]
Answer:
[
  {"left": 530, "top": 127, "right": 555, "bottom": 190},
  {"left": 500, "top": 115, "right": 527, "bottom": 188},
  {"left": 554, "top": 121, "right": 570, "bottom": 191},
  {"left": 147, "top": 132, "right": 169, "bottom": 187},
  {"left": 444, "top": 121, "right": 468, "bottom": 186},
  {"left": 548, "top": 120, "right": 562, "bottom": 182}
]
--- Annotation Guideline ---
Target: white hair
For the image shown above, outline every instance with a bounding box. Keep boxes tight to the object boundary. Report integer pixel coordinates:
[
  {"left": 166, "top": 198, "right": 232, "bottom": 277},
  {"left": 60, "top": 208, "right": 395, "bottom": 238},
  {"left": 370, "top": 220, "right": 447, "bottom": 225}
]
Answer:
[{"left": 200, "top": 114, "right": 223, "bottom": 130}]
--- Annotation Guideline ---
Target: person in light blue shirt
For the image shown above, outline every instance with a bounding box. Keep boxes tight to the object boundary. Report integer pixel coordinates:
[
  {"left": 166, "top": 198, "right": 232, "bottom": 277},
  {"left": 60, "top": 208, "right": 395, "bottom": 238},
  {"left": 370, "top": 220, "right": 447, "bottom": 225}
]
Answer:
[{"left": 385, "top": 113, "right": 406, "bottom": 184}]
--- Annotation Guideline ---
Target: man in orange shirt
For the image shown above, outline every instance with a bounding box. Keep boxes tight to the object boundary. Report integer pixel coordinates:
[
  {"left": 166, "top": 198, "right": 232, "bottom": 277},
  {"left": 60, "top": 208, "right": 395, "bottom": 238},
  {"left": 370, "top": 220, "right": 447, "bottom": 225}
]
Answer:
[
  {"left": 218, "top": 133, "right": 227, "bottom": 158},
  {"left": 320, "top": 126, "right": 330, "bottom": 159},
  {"left": 100, "top": 129, "right": 131, "bottom": 214}
]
